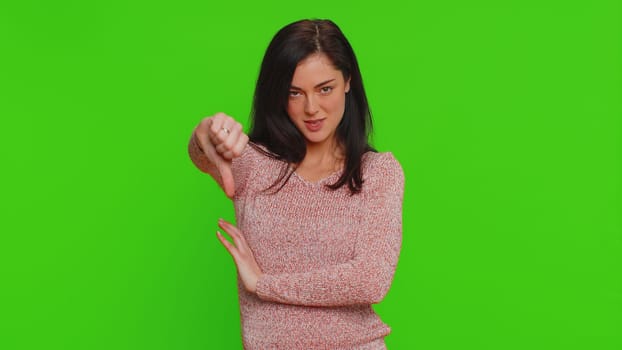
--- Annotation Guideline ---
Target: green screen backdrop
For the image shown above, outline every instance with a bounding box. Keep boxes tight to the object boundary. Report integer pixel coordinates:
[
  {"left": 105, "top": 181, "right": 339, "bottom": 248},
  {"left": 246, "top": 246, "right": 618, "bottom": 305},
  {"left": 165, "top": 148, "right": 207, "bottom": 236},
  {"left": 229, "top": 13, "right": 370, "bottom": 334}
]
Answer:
[{"left": 1, "top": 1, "right": 620, "bottom": 349}]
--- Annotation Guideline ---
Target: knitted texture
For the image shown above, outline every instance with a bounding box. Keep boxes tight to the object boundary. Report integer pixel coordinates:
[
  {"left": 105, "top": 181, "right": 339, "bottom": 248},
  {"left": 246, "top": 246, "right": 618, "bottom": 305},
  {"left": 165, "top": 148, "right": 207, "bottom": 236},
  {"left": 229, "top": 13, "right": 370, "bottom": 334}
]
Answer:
[{"left": 189, "top": 141, "right": 404, "bottom": 349}]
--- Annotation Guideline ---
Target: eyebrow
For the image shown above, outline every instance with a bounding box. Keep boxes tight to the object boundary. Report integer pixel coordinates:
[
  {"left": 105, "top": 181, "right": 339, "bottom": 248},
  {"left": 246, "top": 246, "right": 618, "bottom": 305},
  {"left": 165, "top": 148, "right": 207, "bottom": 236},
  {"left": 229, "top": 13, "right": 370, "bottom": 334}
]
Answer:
[{"left": 290, "top": 79, "right": 336, "bottom": 90}]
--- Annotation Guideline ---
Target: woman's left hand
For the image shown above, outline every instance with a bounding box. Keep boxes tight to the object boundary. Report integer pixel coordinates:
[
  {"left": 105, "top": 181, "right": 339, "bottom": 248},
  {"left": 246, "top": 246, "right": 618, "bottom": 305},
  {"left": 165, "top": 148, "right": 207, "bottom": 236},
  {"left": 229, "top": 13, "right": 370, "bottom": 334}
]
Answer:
[{"left": 216, "top": 219, "right": 264, "bottom": 294}]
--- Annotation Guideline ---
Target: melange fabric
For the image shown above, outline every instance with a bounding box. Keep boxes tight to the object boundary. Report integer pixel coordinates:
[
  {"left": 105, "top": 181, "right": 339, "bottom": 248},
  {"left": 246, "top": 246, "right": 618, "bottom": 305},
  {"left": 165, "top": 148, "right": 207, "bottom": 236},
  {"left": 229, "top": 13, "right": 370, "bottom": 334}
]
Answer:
[{"left": 189, "top": 141, "right": 404, "bottom": 349}]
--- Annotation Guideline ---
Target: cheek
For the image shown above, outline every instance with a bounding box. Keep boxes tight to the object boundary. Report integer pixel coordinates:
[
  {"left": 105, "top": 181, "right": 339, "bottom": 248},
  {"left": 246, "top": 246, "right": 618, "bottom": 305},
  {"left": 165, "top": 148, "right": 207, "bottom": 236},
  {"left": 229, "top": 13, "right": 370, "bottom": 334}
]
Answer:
[
  {"left": 286, "top": 100, "right": 302, "bottom": 118},
  {"left": 327, "top": 94, "right": 346, "bottom": 113}
]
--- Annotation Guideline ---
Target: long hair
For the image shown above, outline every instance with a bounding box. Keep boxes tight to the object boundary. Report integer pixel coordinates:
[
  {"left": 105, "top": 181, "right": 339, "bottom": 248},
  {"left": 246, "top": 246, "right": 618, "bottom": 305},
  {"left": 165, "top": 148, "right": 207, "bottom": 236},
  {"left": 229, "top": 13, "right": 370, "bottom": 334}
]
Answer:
[{"left": 248, "top": 19, "right": 374, "bottom": 194}]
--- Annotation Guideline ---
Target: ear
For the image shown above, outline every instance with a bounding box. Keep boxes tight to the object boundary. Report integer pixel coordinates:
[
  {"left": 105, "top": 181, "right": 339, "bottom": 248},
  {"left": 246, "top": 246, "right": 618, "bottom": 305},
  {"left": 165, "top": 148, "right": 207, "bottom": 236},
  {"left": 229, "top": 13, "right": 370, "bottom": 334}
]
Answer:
[{"left": 345, "top": 77, "right": 351, "bottom": 93}]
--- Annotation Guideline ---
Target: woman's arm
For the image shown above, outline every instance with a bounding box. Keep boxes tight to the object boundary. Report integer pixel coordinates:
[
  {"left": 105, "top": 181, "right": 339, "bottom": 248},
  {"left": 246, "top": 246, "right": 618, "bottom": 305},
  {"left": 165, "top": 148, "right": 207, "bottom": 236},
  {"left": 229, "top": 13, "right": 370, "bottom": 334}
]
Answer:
[
  {"left": 255, "top": 154, "right": 404, "bottom": 307},
  {"left": 188, "top": 113, "right": 249, "bottom": 198}
]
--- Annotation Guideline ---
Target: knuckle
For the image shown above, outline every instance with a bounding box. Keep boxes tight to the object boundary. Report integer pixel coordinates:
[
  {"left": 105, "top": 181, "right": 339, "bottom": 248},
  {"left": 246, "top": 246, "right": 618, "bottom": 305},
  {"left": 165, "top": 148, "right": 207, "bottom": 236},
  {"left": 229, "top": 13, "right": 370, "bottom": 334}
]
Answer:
[
  {"left": 215, "top": 133, "right": 226, "bottom": 144},
  {"left": 209, "top": 124, "right": 220, "bottom": 135},
  {"left": 224, "top": 137, "right": 236, "bottom": 149}
]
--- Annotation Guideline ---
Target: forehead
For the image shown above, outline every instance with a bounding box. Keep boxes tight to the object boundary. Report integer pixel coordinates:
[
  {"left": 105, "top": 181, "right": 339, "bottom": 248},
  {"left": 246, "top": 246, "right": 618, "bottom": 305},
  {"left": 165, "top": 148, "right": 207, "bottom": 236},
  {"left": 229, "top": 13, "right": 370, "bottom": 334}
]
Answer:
[{"left": 290, "top": 53, "right": 342, "bottom": 86}]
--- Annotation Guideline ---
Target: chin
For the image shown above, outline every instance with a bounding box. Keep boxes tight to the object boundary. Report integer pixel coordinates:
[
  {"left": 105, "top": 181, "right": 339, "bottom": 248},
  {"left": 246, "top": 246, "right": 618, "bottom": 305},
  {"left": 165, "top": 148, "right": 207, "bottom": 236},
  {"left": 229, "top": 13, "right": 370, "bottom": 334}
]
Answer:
[{"left": 303, "top": 133, "right": 327, "bottom": 144}]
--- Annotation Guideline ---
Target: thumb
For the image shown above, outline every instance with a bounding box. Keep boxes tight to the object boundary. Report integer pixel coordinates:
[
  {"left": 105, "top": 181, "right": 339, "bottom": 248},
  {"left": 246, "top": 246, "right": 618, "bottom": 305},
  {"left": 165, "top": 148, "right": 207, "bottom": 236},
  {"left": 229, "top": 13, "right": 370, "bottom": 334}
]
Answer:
[
  {"left": 217, "top": 160, "right": 235, "bottom": 198},
  {"left": 202, "top": 141, "right": 236, "bottom": 198}
]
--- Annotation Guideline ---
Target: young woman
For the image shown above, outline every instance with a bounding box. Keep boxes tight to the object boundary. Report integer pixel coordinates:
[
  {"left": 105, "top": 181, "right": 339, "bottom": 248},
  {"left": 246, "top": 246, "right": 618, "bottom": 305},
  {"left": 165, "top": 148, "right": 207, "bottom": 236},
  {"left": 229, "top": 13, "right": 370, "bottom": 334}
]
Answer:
[{"left": 189, "top": 19, "right": 404, "bottom": 349}]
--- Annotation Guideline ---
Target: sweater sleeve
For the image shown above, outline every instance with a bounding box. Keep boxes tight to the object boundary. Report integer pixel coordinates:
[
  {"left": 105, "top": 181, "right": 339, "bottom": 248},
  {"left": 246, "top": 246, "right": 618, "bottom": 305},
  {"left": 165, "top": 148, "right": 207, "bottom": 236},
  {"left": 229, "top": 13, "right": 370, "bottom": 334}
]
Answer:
[
  {"left": 255, "top": 153, "right": 405, "bottom": 307},
  {"left": 187, "top": 133, "right": 255, "bottom": 198}
]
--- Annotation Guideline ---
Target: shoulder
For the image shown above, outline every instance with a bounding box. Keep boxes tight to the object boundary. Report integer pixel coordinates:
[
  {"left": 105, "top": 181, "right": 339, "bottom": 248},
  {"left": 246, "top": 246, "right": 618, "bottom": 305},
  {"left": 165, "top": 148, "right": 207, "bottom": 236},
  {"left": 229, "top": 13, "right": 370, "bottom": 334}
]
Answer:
[
  {"left": 361, "top": 152, "right": 404, "bottom": 198},
  {"left": 361, "top": 152, "right": 404, "bottom": 208},
  {"left": 361, "top": 152, "right": 404, "bottom": 196},
  {"left": 362, "top": 151, "right": 404, "bottom": 179}
]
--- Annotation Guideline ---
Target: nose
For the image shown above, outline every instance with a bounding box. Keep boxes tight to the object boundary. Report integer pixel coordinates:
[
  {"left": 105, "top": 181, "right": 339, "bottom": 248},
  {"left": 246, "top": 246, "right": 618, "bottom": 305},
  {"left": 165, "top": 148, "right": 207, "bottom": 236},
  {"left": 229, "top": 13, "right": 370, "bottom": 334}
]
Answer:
[{"left": 304, "top": 95, "right": 319, "bottom": 115}]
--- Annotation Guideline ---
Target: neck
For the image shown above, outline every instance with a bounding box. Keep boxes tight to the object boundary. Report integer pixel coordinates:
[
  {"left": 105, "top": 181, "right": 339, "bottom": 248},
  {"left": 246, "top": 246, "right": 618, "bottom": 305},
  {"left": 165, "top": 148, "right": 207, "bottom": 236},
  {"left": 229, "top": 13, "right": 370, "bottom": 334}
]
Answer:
[{"left": 301, "top": 138, "right": 343, "bottom": 169}]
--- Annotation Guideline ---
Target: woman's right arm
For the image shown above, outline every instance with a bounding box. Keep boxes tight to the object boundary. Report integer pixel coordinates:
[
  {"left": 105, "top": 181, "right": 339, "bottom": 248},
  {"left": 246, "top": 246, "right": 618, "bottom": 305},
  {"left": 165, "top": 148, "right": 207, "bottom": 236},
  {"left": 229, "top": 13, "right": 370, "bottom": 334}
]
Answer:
[{"left": 188, "top": 113, "right": 249, "bottom": 198}]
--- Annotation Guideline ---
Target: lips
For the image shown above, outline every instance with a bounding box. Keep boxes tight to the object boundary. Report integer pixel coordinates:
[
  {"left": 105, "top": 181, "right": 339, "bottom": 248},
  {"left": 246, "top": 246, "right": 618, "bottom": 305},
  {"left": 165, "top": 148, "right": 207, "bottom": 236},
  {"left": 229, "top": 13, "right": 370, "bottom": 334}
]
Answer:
[{"left": 304, "top": 118, "right": 325, "bottom": 132}]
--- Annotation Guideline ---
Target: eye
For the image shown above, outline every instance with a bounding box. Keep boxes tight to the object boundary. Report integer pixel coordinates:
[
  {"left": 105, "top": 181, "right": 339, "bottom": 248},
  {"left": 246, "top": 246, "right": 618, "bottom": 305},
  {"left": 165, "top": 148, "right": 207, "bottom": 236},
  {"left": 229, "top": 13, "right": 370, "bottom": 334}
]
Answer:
[
  {"left": 320, "top": 86, "right": 333, "bottom": 94},
  {"left": 289, "top": 90, "right": 301, "bottom": 97}
]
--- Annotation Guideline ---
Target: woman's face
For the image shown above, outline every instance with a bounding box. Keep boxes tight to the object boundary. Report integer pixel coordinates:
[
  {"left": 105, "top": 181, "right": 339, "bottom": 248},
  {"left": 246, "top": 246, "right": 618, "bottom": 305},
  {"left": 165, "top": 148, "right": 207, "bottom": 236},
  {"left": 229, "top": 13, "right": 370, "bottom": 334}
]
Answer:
[{"left": 287, "top": 53, "right": 350, "bottom": 148}]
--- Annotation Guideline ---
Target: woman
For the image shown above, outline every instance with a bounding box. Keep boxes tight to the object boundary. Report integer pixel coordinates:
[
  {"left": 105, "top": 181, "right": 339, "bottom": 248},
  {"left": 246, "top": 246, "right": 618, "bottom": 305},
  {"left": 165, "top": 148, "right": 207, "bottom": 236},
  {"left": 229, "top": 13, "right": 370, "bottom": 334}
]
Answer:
[{"left": 188, "top": 19, "right": 404, "bottom": 349}]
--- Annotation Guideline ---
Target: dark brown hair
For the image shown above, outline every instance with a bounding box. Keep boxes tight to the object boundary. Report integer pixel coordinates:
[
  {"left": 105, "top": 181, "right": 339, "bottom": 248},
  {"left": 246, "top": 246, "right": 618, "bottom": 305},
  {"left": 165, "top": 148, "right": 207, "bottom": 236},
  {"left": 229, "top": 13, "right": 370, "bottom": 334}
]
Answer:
[{"left": 248, "top": 19, "right": 374, "bottom": 194}]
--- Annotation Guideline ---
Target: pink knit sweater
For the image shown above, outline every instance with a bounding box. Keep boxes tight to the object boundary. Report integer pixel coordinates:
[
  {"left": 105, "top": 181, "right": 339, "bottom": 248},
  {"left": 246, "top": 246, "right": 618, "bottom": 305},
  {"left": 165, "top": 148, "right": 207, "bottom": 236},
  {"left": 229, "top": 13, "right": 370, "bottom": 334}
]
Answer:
[{"left": 189, "top": 142, "right": 404, "bottom": 349}]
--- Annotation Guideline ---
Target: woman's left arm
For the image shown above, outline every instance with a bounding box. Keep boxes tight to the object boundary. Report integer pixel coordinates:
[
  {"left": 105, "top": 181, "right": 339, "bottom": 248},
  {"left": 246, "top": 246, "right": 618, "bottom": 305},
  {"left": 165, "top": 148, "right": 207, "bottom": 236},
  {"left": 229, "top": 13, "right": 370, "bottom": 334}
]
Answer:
[{"left": 254, "top": 154, "right": 404, "bottom": 307}]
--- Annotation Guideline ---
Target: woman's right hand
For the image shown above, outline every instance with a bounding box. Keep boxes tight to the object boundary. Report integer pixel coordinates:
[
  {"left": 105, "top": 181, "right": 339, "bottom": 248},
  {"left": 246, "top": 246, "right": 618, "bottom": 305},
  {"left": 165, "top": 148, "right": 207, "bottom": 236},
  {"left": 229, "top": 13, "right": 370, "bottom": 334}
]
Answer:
[{"left": 193, "top": 113, "right": 249, "bottom": 198}]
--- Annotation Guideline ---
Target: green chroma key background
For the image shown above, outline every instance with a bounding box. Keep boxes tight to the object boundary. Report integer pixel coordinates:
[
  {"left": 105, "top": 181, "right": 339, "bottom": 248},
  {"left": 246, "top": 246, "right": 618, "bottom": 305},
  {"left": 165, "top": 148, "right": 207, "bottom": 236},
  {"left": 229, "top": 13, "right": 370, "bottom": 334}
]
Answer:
[{"left": 1, "top": 1, "right": 620, "bottom": 349}]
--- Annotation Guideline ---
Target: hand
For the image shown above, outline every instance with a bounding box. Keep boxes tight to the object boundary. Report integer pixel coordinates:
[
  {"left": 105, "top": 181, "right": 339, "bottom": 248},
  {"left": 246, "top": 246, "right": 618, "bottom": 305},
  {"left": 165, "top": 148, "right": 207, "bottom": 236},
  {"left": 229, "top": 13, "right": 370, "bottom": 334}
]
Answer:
[
  {"left": 194, "top": 113, "right": 249, "bottom": 198},
  {"left": 216, "top": 219, "right": 264, "bottom": 294}
]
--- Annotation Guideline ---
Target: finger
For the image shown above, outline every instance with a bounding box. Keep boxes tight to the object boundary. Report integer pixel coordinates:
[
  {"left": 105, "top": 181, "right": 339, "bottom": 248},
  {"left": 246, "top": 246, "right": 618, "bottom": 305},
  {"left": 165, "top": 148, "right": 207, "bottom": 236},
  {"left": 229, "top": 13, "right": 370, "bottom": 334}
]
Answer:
[
  {"left": 217, "top": 161, "right": 236, "bottom": 198},
  {"left": 222, "top": 150, "right": 234, "bottom": 160},
  {"left": 218, "top": 220, "right": 244, "bottom": 249},
  {"left": 218, "top": 220, "right": 249, "bottom": 253},
  {"left": 195, "top": 132, "right": 213, "bottom": 156},
  {"left": 222, "top": 122, "right": 242, "bottom": 151},
  {"left": 194, "top": 119, "right": 212, "bottom": 150},
  {"left": 216, "top": 231, "right": 240, "bottom": 260},
  {"left": 215, "top": 142, "right": 232, "bottom": 159},
  {"left": 211, "top": 116, "right": 235, "bottom": 145},
  {"left": 206, "top": 114, "right": 220, "bottom": 134},
  {"left": 221, "top": 131, "right": 248, "bottom": 160},
  {"left": 208, "top": 114, "right": 227, "bottom": 144},
  {"left": 202, "top": 141, "right": 219, "bottom": 161},
  {"left": 217, "top": 219, "right": 237, "bottom": 234},
  {"left": 231, "top": 133, "right": 249, "bottom": 158},
  {"left": 217, "top": 126, "right": 233, "bottom": 144}
]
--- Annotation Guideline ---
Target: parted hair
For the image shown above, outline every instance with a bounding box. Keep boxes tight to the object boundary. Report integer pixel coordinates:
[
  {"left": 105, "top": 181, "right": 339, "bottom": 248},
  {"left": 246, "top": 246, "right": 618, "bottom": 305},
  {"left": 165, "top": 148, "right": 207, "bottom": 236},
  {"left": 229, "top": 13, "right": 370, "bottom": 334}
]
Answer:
[{"left": 248, "top": 19, "right": 375, "bottom": 194}]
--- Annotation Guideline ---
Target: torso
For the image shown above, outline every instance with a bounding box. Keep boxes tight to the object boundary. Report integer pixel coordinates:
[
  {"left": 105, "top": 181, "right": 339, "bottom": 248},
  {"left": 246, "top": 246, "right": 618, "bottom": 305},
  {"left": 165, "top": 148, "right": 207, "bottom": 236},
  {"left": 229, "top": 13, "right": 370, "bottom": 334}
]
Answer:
[{"left": 226, "top": 143, "right": 402, "bottom": 349}]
